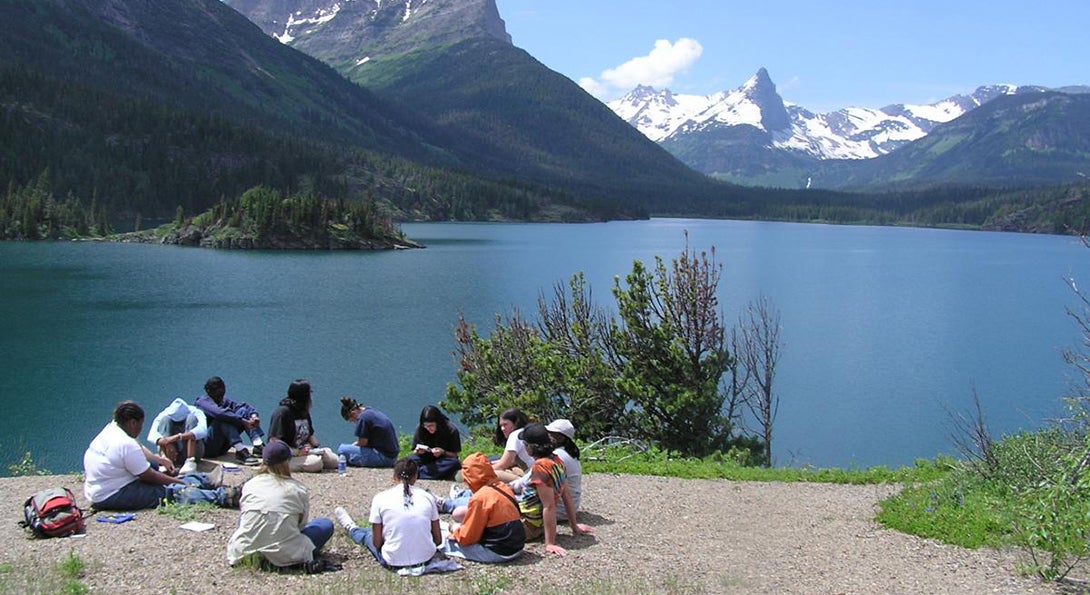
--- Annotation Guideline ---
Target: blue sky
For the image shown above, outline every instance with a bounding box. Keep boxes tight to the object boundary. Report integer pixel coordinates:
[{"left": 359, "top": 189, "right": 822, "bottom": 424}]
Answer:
[{"left": 495, "top": 0, "right": 1088, "bottom": 112}]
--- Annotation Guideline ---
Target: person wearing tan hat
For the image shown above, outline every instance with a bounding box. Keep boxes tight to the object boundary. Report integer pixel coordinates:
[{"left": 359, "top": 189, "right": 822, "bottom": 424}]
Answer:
[{"left": 227, "top": 439, "right": 334, "bottom": 569}]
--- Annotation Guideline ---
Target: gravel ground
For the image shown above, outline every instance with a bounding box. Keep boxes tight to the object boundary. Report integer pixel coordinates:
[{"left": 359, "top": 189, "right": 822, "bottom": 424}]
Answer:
[{"left": 0, "top": 469, "right": 1064, "bottom": 594}]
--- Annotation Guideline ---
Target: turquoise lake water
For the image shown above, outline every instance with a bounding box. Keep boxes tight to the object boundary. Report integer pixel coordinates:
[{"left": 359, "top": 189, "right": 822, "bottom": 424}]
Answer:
[{"left": 1, "top": 219, "right": 1086, "bottom": 472}]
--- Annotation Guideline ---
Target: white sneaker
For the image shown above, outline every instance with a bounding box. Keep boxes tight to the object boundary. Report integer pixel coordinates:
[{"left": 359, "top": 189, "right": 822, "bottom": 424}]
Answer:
[
  {"left": 179, "top": 458, "right": 198, "bottom": 475},
  {"left": 333, "top": 506, "right": 358, "bottom": 532}
]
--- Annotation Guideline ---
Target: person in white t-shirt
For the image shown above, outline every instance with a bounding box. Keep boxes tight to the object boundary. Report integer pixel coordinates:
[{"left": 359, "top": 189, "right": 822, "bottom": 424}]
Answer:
[
  {"left": 490, "top": 408, "right": 533, "bottom": 483},
  {"left": 333, "top": 458, "right": 441, "bottom": 569},
  {"left": 544, "top": 419, "right": 582, "bottom": 521}
]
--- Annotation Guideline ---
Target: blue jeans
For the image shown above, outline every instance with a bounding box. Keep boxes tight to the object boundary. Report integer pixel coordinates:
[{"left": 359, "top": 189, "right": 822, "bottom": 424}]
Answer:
[
  {"left": 93, "top": 473, "right": 226, "bottom": 511},
  {"left": 438, "top": 488, "right": 471, "bottom": 514},
  {"left": 205, "top": 421, "right": 244, "bottom": 458},
  {"left": 205, "top": 407, "right": 265, "bottom": 457},
  {"left": 302, "top": 518, "right": 334, "bottom": 554},
  {"left": 349, "top": 526, "right": 386, "bottom": 566},
  {"left": 337, "top": 444, "right": 396, "bottom": 468},
  {"left": 440, "top": 539, "right": 522, "bottom": 563},
  {"left": 233, "top": 404, "right": 266, "bottom": 443}
]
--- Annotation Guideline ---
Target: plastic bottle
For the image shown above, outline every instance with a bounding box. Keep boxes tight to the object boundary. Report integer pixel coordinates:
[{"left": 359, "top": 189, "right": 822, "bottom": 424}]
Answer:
[{"left": 337, "top": 454, "right": 347, "bottom": 476}]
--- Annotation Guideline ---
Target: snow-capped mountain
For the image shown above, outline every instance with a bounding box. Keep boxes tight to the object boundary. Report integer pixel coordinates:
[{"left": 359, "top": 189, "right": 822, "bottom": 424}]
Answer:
[
  {"left": 608, "top": 68, "right": 1031, "bottom": 162},
  {"left": 223, "top": 0, "right": 511, "bottom": 66}
]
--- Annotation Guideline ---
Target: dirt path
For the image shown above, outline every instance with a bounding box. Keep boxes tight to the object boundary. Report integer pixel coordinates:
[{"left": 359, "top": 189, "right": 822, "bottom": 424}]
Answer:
[{"left": 0, "top": 472, "right": 1058, "bottom": 594}]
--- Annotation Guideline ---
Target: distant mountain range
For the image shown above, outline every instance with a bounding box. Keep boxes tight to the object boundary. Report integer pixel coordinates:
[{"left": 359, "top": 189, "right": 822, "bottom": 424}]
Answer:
[
  {"left": 222, "top": 0, "right": 723, "bottom": 211},
  {"left": 609, "top": 70, "right": 1090, "bottom": 190},
  {"left": 4, "top": 0, "right": 1089, "bottom": 235}
]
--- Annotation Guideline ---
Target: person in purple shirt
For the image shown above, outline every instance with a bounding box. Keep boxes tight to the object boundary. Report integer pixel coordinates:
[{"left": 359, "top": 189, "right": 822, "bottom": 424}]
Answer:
[
  {"left": 337, "top": 396, "right": 399, "bottom": 468},
  {"left": 195, "top": 376, "right": 264, "bottom": 465}
]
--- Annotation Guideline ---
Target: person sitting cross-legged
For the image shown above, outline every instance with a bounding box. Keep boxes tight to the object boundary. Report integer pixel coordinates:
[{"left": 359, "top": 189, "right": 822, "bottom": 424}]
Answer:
[
  {"left": 336, "top": 396, "right": 399, "bottom": 469},
  {"left": 333, "top": 458, "right": 441, "bottom": 570}
]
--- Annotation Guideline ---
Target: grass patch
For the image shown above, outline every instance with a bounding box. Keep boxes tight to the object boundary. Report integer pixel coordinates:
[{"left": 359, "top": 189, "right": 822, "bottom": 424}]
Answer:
[
  {"left": 876, "top": 473, "right": 1012, "bottom": 548},
  {"left": 155, "top": 500, "right": 218, "bottom": 522},
  {"left": 0, "top": 552, "right": 90, "bottom": 595}
]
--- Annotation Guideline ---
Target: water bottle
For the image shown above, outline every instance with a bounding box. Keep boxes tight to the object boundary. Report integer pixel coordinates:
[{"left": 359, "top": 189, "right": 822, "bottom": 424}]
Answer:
[{"left": 337, "top": 454, "right": 347, "bottom": 476}]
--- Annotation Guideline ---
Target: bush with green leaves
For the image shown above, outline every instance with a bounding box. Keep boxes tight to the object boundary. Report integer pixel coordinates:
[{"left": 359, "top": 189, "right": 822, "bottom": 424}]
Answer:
[{"left": 444, "top": 241, "right": 778, "bottom": 460}]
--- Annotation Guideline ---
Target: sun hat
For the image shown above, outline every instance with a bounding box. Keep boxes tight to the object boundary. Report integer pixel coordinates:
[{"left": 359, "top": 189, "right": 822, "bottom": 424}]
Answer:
[
  {"left": 163, "top": 398, "right": 191, "bottom": 422},
  {"left": 545, "top": 419, "right": 576, "bottom": 440},
  {"left": 262, "top": 439, "right": 292, "bottom": 466}
]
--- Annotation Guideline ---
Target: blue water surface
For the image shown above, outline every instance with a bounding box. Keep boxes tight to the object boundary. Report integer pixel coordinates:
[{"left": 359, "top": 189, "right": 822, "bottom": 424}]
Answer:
[{"left": 1, "top": 219, "right": 1085, "bottom": 472}]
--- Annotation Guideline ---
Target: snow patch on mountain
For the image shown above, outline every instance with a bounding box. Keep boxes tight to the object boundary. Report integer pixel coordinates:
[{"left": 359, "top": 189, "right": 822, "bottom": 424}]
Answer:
[
  {"left": 276, "top": 4, "right": 343, "bottom": 43},
  {"left": 608, "top": 73, "right": 1026, "bottom": 160}
]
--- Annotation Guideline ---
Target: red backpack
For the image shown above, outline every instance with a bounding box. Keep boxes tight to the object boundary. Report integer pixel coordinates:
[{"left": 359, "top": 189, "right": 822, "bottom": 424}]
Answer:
[{"left": 21, "top": 487, "right": 85, "bottom": 538}]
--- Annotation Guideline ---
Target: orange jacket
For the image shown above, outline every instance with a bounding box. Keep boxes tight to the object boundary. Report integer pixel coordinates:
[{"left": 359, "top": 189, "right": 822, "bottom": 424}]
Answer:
[{"left": 451, "top": 452, "right": 524, "bottom": 555}]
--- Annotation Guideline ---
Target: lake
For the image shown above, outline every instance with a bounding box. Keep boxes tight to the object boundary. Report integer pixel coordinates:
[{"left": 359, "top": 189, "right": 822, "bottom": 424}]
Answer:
[{"left": 1, "top": 219, "right": 1086, "bottom": 473}]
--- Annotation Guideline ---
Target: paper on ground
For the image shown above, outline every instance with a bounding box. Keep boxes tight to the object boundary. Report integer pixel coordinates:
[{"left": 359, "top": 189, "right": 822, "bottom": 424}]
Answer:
[{"left": 179, "top": 521, "right": 215, "bottom": 532}]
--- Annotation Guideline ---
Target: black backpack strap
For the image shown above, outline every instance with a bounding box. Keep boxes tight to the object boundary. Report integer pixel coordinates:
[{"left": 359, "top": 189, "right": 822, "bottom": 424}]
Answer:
[{"left": 485, "top": 483, "right": 520, "bottom": 511}]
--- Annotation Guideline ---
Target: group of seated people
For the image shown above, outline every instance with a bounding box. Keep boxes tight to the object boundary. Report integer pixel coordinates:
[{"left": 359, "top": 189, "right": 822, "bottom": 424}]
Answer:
[{"left": 82, "top": 377, "right": 593, "bottom": 573}]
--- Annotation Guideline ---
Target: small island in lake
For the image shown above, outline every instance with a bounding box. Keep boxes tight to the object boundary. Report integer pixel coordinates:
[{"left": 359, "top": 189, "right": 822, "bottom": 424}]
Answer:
[
  {"left": 2, "top": 181, "right": 421, "bottom": 250},
  {"left": 121, "top": 186, "right": 421, "bottom": 250}
]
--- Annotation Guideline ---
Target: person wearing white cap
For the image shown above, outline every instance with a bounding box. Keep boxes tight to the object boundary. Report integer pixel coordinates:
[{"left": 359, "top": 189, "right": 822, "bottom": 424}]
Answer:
[
  {"left": 544, "top": 419, "right": 582, "bottom": 520},
  {"left": 147, "top": 397, "right": 208, "bottom": 476}
]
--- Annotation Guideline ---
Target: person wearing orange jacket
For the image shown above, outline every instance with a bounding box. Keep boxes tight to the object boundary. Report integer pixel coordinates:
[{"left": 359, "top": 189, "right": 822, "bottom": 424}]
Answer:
[{"left": 439, "top": 452, "right": 525, "bottom": 563}]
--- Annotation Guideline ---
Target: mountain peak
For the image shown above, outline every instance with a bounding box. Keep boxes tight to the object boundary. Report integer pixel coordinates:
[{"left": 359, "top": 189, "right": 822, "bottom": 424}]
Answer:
[
  {"left": 224, "top": 0, "right": 511, "bottom": 63},
  {"left": 740, "top": 67, "right": 789, "bottom": 132}
]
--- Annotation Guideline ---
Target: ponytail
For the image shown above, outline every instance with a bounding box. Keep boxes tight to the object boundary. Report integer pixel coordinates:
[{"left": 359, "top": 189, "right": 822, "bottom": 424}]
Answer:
[{"left": 393, "top": 458, "right": 419, "bottom": 509}]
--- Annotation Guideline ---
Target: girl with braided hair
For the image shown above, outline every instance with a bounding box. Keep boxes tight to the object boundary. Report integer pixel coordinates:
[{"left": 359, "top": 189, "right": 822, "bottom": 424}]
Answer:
[{"left": 333, "top": 458, "right": 442, "bottom": 569}]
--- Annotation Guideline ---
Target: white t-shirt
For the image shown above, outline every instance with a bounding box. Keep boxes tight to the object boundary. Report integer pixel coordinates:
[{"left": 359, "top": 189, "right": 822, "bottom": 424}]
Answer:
[
  {"left": 368, "top": 484, "right": 439, "bottom": 567},
  {"left": 83, "top": 421, "right": 151, "bottom": 503},
  {"left": 554, "top": 447, "right": 582, "bottom": 520},
  {"left": 505, "top": 428, "right": 534, "bottom": 469}
]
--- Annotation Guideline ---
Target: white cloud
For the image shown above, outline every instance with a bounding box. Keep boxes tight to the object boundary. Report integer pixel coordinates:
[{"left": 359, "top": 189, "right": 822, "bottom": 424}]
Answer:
[{"left": 580, "top": 38, "right": 703, "bottom": 100}]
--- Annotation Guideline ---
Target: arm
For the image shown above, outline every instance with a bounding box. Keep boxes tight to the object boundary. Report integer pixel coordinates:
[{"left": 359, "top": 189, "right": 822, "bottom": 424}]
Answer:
[
  {"left": 451, "top": 498, "right": 487, "bottom": 545},
  {"left": 371, "top": 523, "right": 384, "bottom": 550},
  {"left": 491, "top": 450, "right": 517, "bottom": 470},
  {"left": 146, "top": 409, "right": 170, "bottom": 445},
  {"left": 196, "top": 395, "right": 253, "bottom": 429},
  {"left": 435, "top": 426, "right": 461, "bottom": 459},
  {"left": 140, "top": 443, "right": 175, "bottom": 474},
  {"left": 354, "top": 416, "right": 369, "bottom": 447},
  {"left": 136, "top": 465, "right": 185, "bottom": 486},
  {"left": 268, "top": 408, "right": 295, "bottom": 445},
  {"left": 431, "top": 518, "right": 442, "bottom": 546},
  {"left": 560, "top": 484, "right": 594, "bottom": 535},
  {"left": 537, "top": 483, "right": 567, "bottom": 557}
]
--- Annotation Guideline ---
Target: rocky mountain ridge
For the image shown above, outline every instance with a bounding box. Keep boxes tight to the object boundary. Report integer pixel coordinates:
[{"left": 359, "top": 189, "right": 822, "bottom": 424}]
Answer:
[{"left": 608, "top": 69, "right": 1044, "bottom": 161}]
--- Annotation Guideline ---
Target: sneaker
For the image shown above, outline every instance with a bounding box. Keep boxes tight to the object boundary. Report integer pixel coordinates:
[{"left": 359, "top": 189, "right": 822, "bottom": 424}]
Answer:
[
  {"left": 436, "top": 496, "right": 450, "bottom": 514},
  {"left": 178, "top": 458, "right": 198, "bottom": 476},
  {"left": 449, "top": 484, "right": 463, "bottom": 499},
  {"left": 251, "top": 444, "right": 263, "bottom": 457},
  {"left": 235, "top": 448, "right": 260, "bottom": 466},
  {"left": 333, "top": 506, "right": 358, "bottom": 532}
]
